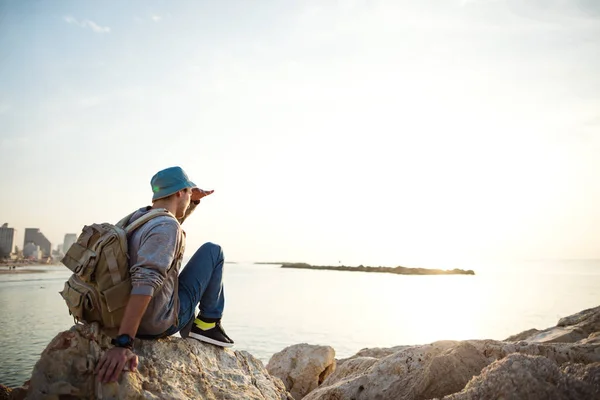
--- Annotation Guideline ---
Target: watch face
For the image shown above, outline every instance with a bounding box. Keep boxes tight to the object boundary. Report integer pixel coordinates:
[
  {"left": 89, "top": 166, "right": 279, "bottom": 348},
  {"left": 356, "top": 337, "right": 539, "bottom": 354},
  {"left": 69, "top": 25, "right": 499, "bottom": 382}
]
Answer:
[{"left": 114, "top": 334, "right": 133, "bottom": 347}]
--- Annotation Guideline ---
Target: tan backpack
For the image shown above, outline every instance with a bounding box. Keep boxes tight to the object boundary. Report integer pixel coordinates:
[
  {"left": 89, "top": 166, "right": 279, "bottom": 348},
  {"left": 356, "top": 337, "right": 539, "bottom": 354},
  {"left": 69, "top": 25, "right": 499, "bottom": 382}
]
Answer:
[{"left": 60, "top": 209, "right": 174, "bottom": 329}]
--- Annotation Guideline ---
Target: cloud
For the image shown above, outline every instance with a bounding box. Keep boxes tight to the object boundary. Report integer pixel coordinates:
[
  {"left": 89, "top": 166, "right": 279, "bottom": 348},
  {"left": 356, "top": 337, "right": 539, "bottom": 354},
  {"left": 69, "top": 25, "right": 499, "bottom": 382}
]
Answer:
[
  {"left": 64, "top": 16, "right": 110, "bottom": 33},
  {"left": 132, "top": 14, "right": 163, "bottom": 23}
]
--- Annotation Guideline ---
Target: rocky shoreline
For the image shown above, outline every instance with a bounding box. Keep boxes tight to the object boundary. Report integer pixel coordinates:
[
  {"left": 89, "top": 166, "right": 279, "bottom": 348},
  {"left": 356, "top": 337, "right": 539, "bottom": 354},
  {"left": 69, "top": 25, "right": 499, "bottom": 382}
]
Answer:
[
  {"left": 1, "top": 306, "right": 598, "bottom": 399},
  {"left": 280, "top": 262, "right": 475, "bottom": 275}
]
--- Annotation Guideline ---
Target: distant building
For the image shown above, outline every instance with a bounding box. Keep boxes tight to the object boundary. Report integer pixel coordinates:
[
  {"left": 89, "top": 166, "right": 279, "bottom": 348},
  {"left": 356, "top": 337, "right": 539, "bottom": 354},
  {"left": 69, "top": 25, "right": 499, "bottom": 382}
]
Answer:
[
  {"left": 63, "top": 233, "right": 77, "bottom": 254},
  {"left": 24, "top": 228, "right": 52, "bottom": 257},
  {"left": 52, "top": 245, "right": 64, "bottom": 259},
  {"left": 23, "top": 242, "right": 42, "bottom": 259},
  {"left": 0, "top": 223, "right": 16, "bottom": 258}
]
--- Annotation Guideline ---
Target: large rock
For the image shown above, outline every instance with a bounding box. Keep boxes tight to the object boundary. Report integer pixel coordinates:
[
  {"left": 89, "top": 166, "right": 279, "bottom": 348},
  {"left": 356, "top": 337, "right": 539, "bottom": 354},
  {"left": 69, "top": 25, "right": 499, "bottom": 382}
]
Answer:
[
  {"left": 558, "top": 306, "right": 600, "bottom": 329},
  {"left": 525, "top": 326, "right": 588, "bottom": 344},
  {"left": 320, "top": 357, "right": 378, "bottom": 388},
  {"left": 506, "top": 305, "right": 600, "bottom": 344},
  {"left": 266, "top": 344, "right": 335, "bottom": 399},
  {"left": 336, "top": 345, "right": 410, "bottom": 366},
  {"left": 0, "top": 385, "right": 10, "bottom": 400},
  {"left": 304, "top": 341, "right": 489, "bottom": 400},
  {"left": 0, "top": 384, "right": 25, "bottom": 400},
  {"left": 561, "top": 361, "right": 600, "bottom": 394},
  {"left": 579, "top": 331, "right": 600, "bottom": 345},
  {"left": 303, "top": 305, "right": 600, "bottom": 400},
  {"left": 303, "top": 339, "right": 600, "bottom": 400},
  {"left": 23, "top": 324, "right": 292, "bottom": 400},
  {"left": 504, "top": 328, "right": 541, "bottom": 342},
  {"left": 443, "top": 354, "right": 600, "bottom": 399}
]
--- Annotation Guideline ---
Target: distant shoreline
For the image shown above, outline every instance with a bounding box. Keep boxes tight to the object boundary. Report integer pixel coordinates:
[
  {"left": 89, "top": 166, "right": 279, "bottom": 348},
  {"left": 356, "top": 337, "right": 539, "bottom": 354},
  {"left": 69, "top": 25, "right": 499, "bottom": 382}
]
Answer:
[
  {"left": 0, "top": 267, "right": 49, "bottom": 274},
  {"left": 279, "top": 263, "right": 475, "bottom": 275},
  {"left": 254, "top": 262, "right": 288, "bottom": 265},
  {"left": 0, "top": 260, "right": 61, "bottom": 267},
  {"left": 0, "top": 261, "right": 62, "bottom": 275}
]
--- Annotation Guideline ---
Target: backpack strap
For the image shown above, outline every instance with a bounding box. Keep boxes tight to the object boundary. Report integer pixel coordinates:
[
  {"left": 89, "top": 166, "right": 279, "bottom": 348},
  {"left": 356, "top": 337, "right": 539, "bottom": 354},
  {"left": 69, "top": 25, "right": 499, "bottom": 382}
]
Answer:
[
  {"left": 124, "top": 208, "right": 176, "bottom": 236},
  {"left": 116, "top": 211, "right": 136, "bottom": 229}
]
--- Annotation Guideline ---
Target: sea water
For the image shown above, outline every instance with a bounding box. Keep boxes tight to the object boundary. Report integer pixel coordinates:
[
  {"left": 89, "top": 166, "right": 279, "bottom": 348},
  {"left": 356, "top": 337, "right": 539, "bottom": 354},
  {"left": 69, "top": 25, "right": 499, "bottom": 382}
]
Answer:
[{"left": 0, "top": 260, "right": 599, "bottom": 388}]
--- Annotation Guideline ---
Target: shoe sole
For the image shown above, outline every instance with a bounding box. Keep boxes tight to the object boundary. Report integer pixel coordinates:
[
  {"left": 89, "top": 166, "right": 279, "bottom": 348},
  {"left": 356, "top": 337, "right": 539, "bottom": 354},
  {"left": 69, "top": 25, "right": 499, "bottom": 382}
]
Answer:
[{"left": 188, "top": 331, "right": 234, "bottom": 348}]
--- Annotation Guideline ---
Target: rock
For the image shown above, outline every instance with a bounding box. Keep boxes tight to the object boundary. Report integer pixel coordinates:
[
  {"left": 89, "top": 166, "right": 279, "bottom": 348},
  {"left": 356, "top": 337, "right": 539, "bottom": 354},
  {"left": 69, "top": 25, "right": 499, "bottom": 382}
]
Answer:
[
  {"left": 504, "top": 328, "right": 541, "bottom": 342},
  {"left": 561, "top": 361, "right": 600, "bottom": 396},
  {"left": 320, "top": 357, "right": 378, "bottom": 388},
  {"left": 337, "top": 345, "right": 410, "bottom": 366},
  {"left": 304, "top": 341, "right": 490, "bottom": 400},
  {"left": 558, "top": 306, "right": 600, "bottom": 328},
  {"left": 522, "top": 326, "right": 587, "bottom": 344},
  {"left": 465, "top": 340, "right": 600, "bottom": 366},
  {"left": 579, "top": 331, "right": 600, "bottom": 345},
  {"left": 443, "top": 354, "right": 599, "bottom": 400},
  {"left": 304, "top": 339, "right": 600, "bottom": 400},
  {"left": 507, "top": 305, "right": 600, "bottom": 344},
  {"left": 303, "top": 305, "right": 600, "bottom": 399},
  {"left": 266, "top": 344, "right": 335, "bottom": 399},
  {"left": 0, "top": 384, "right": 26, "bottom": 400},
  {"left": 0, "top": 385, "right": 9, "bottom": 400},
  {"left": 24, "top": 324, "right": 292, "bottom": 400}
]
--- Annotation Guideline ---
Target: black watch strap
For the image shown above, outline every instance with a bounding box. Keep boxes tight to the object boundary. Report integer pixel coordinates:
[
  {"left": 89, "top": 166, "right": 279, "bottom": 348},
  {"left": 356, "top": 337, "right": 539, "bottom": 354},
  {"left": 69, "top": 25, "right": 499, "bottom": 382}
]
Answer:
[{"left": 111, "top": 334, "right": 134, "bottom": 350}]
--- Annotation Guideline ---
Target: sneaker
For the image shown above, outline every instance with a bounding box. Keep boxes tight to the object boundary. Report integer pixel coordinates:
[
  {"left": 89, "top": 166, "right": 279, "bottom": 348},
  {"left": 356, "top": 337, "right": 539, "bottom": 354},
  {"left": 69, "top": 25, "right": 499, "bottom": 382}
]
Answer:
[{"left": 189, "top": 318, "right": 234, "bottom": 348}]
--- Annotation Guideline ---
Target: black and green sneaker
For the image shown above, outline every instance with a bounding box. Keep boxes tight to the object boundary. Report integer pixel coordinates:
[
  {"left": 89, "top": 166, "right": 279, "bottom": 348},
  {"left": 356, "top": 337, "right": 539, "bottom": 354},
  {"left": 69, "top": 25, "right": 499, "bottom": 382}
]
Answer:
[{"left": 189, "top": 316, "right": 234, "bottom": 348}]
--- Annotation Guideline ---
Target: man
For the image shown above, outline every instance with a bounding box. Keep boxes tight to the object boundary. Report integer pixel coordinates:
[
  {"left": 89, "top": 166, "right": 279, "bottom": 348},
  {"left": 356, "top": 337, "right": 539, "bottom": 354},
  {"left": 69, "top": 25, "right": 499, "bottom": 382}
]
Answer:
[{"left": 95, "top": 166, "right": 233, "bottom": 383}]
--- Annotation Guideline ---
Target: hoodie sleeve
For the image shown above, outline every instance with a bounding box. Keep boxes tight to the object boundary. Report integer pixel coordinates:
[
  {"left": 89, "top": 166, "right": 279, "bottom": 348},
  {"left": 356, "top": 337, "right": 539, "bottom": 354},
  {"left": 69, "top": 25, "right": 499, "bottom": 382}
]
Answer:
[{"left": 130, "top": 218, "right": 180, "bottom": 296}]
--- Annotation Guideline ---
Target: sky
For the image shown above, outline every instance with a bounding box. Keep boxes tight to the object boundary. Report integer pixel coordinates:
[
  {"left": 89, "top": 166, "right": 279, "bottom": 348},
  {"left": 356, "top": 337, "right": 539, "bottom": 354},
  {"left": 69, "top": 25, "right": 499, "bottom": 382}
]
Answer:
[{"left": 1, "top": 0, "right": 599, "bottom": 269}]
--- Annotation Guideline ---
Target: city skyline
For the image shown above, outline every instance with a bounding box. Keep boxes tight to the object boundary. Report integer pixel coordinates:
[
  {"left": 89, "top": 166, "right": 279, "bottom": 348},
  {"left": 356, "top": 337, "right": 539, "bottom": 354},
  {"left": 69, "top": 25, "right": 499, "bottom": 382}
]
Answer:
[
  {"left": 0, "top": 223, "right": 77, "bottom": 258},
  {"left": 1, "top": 1, "right": 600, "bottom": 269}
]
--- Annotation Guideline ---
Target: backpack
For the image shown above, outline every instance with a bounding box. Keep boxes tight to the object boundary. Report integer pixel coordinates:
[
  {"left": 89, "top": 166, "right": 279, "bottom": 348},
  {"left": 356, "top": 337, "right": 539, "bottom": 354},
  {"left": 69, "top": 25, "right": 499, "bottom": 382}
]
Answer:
[{"left": 59, "top": 208, "right": 174, "bottom": 329}]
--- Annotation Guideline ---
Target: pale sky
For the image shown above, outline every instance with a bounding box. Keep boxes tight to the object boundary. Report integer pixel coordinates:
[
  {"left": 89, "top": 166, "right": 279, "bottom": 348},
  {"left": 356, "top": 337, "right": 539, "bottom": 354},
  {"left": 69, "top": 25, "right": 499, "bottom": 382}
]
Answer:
[{"left": 1, "top": 0, "right": 599, "bottom": 268}]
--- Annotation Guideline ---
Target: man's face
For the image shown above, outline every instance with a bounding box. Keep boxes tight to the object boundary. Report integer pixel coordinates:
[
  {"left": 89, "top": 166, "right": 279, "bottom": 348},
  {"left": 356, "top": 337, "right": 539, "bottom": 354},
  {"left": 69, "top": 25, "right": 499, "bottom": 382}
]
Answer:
[{"left": 176, "top": 188, "right": 192, "bottom": 218}]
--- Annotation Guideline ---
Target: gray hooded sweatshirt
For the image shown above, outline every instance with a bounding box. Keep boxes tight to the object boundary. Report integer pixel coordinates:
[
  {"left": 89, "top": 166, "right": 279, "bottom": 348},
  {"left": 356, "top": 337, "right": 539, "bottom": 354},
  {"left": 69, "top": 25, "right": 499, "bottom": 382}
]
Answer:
[{"left": 125, "top": 203, "right": 196, "bottom": 336}]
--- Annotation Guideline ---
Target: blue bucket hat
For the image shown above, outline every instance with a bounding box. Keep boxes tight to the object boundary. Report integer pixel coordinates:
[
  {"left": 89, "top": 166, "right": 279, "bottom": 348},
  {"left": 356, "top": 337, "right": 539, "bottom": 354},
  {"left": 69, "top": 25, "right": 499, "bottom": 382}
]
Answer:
[{"left": 151, "top": 166, "right": 197, "bottom": 201}]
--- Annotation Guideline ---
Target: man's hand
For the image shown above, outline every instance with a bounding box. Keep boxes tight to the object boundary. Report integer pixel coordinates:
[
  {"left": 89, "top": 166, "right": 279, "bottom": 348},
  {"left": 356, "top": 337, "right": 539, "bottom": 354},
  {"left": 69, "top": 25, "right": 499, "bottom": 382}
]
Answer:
[
  {"left": 192, "top": 188, "right": 214, "bottom": 202},
  {"left": 95, "top": 346, "right": 138, "bottom": 383}
]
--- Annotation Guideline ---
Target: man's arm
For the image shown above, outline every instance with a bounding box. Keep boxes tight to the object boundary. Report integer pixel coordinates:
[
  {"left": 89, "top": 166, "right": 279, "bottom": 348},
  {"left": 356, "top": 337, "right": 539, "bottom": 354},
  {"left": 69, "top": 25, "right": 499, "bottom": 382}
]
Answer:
[
  {"left": 95, "top": 295, "right": 150, "bottom": 383},
  {"left": 118, "top": 294, "right": 152, "bottom": 338},
  {"left": 178, "top": 188, "right": 215, "bottom": 224}
]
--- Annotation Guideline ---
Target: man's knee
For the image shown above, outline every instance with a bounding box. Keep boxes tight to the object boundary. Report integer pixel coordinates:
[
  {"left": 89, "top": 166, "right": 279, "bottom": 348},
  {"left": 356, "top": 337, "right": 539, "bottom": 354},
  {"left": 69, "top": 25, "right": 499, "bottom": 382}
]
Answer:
[{"left": 199, "top": 242, "right": 223, "bottom": 258}]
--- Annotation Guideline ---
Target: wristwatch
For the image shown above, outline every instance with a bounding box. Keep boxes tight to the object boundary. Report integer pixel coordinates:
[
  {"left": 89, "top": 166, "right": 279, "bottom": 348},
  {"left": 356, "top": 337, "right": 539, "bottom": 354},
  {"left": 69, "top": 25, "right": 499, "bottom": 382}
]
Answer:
[{"left": 111, "top": 334, "right": 134, "bottom": 350}]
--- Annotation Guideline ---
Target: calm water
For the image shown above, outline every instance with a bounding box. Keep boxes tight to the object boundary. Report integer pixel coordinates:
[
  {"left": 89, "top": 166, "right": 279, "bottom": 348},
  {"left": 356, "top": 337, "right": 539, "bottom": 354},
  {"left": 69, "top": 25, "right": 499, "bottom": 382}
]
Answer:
[{"left": 1, "top": 260, "right": 599, "bottom": 388}]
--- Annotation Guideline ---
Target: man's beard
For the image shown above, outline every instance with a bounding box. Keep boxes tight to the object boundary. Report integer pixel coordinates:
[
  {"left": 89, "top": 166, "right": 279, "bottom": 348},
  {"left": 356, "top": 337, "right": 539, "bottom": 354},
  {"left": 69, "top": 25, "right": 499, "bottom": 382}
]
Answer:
[{"left": 176, "top": 202, "right": 189, "bottom": 218}]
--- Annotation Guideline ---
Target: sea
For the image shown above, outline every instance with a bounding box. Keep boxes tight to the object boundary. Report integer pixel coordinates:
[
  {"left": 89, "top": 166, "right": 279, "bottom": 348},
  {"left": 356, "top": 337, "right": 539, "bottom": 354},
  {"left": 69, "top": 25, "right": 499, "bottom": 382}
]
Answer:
[{"left": 1, "top": 259, "right": 599, "bottom": 388}]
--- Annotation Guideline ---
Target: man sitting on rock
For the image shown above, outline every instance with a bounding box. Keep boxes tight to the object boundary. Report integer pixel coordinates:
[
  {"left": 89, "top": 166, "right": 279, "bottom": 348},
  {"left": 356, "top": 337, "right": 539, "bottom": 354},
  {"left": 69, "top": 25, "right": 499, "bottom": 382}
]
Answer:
[{"left": 96, "top": 166, "right": 234, "bottom": 383}]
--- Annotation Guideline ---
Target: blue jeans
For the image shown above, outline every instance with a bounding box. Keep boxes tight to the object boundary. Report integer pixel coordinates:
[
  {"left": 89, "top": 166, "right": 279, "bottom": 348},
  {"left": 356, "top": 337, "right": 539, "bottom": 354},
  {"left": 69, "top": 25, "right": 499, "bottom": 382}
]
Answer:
[{"left": 163, "top": 242, "right": 225, "bottom": 336}]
